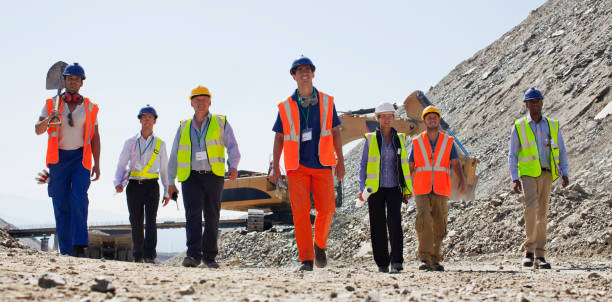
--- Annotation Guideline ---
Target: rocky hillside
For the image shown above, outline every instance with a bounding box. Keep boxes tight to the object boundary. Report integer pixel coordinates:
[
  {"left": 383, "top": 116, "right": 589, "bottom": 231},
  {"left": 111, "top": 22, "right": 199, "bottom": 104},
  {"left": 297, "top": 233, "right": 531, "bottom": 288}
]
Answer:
[
  {"left": 187, "top": 0, "right": 612, "bottom": 268},
  {"left": 424, "top": 0, "right": 612, "bottom": 199}
]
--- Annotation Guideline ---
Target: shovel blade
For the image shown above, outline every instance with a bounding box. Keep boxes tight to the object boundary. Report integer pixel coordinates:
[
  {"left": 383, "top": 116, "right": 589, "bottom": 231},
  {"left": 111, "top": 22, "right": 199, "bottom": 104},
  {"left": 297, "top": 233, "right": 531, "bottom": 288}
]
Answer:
[{"left": 46, "top": 61, "right": 68, "bottom": 90}]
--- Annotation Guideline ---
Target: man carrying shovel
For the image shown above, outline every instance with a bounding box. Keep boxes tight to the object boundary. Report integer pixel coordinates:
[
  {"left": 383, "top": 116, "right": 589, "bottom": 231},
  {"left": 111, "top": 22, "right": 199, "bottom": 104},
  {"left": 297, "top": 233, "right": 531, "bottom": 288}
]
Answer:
[{"left": 34, "top": 62, "right": 100, "bottom": 257}]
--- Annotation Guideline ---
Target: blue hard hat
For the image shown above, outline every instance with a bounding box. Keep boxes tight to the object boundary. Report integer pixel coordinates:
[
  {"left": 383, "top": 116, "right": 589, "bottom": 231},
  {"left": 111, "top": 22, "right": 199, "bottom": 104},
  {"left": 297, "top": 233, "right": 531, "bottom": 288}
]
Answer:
[
  {"left": 290, "top": 55, "right": 316, "bottom": 74},
  {"left": 63, "top": 63, "right": 86, "bottom": 80},
  {"left": 138, "top": 104, "right": 158, "bottom": 119},
  {"left": 524, "top": 87, "right": 543, "bottom": 102}
]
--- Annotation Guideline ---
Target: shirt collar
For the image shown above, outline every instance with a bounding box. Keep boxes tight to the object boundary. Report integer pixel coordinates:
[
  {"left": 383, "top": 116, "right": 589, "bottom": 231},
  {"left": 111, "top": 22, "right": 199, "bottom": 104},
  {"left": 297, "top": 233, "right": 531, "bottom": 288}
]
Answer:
[
  {"left": 192, "top": 113, "right": 211, "bottom": 130},
  {"left": 136, "top": 132, "right": 155, "bottom": 142},
  {"left": 526, "top": 115, "right": 547, "bottom": 124},
  {"left": 291, "top": 87, "right": 318, "bottom": 102}
]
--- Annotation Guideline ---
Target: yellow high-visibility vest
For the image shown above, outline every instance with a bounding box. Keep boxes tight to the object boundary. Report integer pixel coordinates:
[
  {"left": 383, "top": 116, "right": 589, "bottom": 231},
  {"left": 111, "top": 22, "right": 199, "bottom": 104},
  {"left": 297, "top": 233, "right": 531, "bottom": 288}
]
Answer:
[
  {"left": 364, "top": 132, "right": 412, "bottom": 195},
  {"left": 177, "top": 115, "right": 226, "bottom": 181},
  {"left": 514, "top": 117, "right": 560, "bottom": 181},
  {"left": 129, "top": 138, "right": 162, "bottom": 179}
]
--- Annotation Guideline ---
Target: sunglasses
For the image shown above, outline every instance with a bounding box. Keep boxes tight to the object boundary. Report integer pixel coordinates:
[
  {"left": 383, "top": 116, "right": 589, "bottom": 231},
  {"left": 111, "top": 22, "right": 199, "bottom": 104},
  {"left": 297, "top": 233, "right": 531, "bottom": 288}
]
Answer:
[{"left": 68, "top": 112, "right": 74, "bottom": 127}]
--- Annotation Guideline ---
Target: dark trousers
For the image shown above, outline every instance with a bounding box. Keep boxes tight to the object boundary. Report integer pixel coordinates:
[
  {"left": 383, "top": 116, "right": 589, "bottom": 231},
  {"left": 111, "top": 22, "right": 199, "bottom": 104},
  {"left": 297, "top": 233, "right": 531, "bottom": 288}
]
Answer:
[
  {"left": 367, "top": 187, "right": 404, "bottom": 267},
  {"left": 126, "top": 180, "right": 160, "bottom": 259},
  {"left": 181, "top": 172, "right": 224, "bottom": 261}
]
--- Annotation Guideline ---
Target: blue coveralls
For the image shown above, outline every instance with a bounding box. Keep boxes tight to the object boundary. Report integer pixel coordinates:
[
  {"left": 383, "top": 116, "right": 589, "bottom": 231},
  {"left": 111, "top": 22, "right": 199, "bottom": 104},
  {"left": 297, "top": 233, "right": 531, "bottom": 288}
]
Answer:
[{"left": 48, "top": 148, "right": 90, "bottom": 255}]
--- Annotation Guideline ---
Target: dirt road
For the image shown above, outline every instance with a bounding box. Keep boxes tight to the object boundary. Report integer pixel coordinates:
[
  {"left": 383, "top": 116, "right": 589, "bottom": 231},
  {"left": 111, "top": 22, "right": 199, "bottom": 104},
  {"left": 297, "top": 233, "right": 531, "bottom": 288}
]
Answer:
[{"left": 1, "top": 246, "right": 609, "bottom": 302}]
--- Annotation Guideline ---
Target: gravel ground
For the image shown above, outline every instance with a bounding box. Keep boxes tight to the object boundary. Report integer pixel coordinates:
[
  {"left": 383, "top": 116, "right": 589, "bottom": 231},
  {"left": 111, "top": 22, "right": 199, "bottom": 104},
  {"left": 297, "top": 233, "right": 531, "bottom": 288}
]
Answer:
[
  {"left": 0, "top": 240, "right": 610, "bottom": 302},
  {"left": 2, "top": 0, "right": 611, "bottom": 300}
]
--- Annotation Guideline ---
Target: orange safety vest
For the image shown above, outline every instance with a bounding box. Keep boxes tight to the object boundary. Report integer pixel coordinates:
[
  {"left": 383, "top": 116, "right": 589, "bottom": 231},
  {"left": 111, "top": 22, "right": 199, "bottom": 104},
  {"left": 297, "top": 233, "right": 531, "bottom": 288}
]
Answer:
[
  {"left": 45, "top": 97, "right": 99, "bottom": 170},
  {"left": 277, "top": 91, "right": 336, "bottom": 171},
  {"left": 412, "top": 131, "right": 454, "bottom": 196}
]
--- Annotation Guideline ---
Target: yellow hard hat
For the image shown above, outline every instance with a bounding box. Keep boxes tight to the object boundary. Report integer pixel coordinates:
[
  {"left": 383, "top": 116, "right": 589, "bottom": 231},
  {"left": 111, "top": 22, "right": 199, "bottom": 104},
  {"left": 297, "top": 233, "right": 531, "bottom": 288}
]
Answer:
[
  {"left": 190, "top": 85, "right": 211, "bottom": 100},
  {"left": 421, "top": 105, "right": 441, "bottom": 120}
]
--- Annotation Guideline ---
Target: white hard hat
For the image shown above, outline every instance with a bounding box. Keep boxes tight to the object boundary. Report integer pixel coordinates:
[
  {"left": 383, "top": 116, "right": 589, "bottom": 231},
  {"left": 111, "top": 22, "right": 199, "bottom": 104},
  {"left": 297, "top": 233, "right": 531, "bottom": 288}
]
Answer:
[{"left": 375, "top": 102, "right": 395, "bottom": 114}]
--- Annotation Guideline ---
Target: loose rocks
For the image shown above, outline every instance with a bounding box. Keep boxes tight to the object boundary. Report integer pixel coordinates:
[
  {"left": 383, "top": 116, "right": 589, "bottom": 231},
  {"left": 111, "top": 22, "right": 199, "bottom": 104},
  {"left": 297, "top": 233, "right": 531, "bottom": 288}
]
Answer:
[
  {"left": 90, "top": 276, "right": 115, "bottom": 294},
  {"left": 38, "top": 273, "right": 66, "bottom": 288},
  {"left": 179, "top": 285, "right": 195, "bottom": 295}
]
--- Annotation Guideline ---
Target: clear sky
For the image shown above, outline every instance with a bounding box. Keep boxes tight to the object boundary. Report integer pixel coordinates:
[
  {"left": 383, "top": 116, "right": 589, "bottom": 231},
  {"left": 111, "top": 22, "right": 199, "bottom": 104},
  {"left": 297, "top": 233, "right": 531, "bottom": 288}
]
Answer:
[{"left": 1, "top": 0, "right": 546, "bottom": 249}]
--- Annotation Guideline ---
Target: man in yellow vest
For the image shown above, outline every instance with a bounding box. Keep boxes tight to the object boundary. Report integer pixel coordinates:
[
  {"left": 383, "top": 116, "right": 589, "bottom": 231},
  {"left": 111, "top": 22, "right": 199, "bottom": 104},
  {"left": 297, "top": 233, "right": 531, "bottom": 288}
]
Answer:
[
  {"left": 167, "top": 85, "right": 240, "bottom": 268},
  {"left": 34, "top": 63, "right": 100, "bottom": 257},
  {"left": 114, "top": 105, "right": 170, "bottom": 263},
  {"left": 409, "top": 105, "right": 465, "bottom": 272},
  {"left": 508, "top": 87, "right": 569, "bottom": 269},
  {"left": 269, "top": 55, "right": 345, "bottom": 271}
]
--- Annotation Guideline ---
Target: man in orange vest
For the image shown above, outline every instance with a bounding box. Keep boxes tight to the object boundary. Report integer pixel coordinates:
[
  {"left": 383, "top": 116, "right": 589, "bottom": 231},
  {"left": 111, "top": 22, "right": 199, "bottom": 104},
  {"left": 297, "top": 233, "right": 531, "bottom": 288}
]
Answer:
[
  {"left": 269, "top": 55, "right": 345, "bottom": 271},
  {"left": 34, "top": 63, "right": 100, "bottom": 257},
  {"left": 409, "top": 106, "right": 464, "bottom": 271}
]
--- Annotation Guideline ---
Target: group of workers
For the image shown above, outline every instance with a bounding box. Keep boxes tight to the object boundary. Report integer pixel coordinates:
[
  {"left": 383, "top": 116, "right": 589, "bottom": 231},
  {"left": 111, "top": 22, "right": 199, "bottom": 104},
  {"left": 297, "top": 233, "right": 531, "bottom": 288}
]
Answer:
[{"left": 34, "top": 56, "right": 569, "bottom": 272}]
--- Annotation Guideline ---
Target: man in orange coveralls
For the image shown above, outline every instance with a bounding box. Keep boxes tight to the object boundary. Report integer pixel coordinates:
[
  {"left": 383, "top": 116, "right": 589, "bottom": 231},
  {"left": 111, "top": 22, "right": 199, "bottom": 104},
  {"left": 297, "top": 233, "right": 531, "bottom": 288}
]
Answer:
[{"left": 269, "top": 55, "right": 345, "bottom": 271}]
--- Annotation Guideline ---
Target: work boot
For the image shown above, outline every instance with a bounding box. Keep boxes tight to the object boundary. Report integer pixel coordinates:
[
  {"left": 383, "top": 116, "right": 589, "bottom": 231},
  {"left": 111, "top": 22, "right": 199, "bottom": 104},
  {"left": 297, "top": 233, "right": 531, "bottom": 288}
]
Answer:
[
  {"left": 143, "top": 258, "right": 155, "bottom": 264},
  {"left": 431, "top": 263, "right": 445, "bottom": 272},
  {"left": 299, "top": 260, "right": 313, "bottom": 271},
  {"left": 314, "top": 244, "right": 327, "bottom": 268},
  {"left": 72, "top": 245, "right": 87, "bottom": 258},
  {"left": 378, "top": 266, "right": 389, "bottom": 273},
  {"left": 390, "top": 262, "right": 403, "bottom": 274},
  {"left": 535, "top": 257, "right": 551, "bottom": 269},
  {"left": 522, "top": 253, "right": 534, "bottom": 267},
  {"left": 203, "top": 259, "right": 220, "bottom": 269},
  {"left": 182, "top": 256, "right": 200, "bottom": 268},
  {"left": 418, "top": 261, "right": 430, "bottom": 271},
  {"left": 134, "top": 258, "right": 144, "bottom": 263}
]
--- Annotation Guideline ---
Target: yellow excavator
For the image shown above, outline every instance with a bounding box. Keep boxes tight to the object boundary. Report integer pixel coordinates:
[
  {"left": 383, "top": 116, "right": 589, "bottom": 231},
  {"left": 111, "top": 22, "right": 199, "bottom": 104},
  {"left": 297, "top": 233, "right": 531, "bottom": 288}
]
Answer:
[{"left": 221, "top": 90, "right": 479, "bottom": 230}]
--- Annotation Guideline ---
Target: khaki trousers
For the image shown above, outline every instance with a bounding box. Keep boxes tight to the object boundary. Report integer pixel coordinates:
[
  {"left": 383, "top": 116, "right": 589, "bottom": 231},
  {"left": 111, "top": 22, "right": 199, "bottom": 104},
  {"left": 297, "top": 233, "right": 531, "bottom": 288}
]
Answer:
[
  {"left": 520, "top": 171, "right": 552, "bottom": 257},
  {"left": 415, "top": 193, "right": 448, "bottom": 264}
]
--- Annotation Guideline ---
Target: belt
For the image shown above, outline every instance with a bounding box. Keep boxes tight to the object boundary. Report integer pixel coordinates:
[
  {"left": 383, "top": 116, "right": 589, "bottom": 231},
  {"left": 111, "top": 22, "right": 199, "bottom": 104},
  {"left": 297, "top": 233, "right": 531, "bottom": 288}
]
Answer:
[
  {"left": 129, "top": 178, "right": 158, "bottom": 185},
  {"left": 541, "top": 168, "right": 551, "bottom": 172},
  {"left": 192, "top": 170, "right": 215, "bottom": 175}
]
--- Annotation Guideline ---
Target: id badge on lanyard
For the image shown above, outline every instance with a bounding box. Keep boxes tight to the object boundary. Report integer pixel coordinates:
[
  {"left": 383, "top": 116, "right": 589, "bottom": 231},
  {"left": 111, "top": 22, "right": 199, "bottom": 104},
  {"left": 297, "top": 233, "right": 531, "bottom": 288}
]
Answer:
[{"left": 302, "top": 128, "right": 312, "bottom": 142}]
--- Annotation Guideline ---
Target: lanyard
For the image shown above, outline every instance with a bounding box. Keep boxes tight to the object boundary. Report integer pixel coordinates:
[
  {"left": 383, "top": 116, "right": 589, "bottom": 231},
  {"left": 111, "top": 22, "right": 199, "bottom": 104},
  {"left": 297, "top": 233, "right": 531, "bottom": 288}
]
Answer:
[
  {"left": 298, "top": 104, "right": 310, "bottom": 127},
  {"left": 137, "top": 136, "right": 155, "bottom": 160},
  {"left": 193, "top": 117, "right": 211, "bottom": 148}
]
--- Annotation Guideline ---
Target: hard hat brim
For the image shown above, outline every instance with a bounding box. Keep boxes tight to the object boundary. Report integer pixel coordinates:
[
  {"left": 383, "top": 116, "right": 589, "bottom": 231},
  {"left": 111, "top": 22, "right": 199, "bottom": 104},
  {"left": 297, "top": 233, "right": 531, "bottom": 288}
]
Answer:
[
  {"left": 190, "top": 94, "right": 211, "bottom": 99},
  {"left": 422, "top": 112, "right": 441, "bottom": 120},
  {"left": 290, "top": 64, "right": 316, "bottom": 75}
]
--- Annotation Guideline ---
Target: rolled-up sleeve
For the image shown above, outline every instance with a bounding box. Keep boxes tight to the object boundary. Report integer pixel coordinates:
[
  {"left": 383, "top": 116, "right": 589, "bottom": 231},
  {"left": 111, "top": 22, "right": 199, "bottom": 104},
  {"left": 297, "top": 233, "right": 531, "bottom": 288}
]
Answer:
[
  {"left": 159, "top": 141, "right": 169, "bottom": 197},
  {"left": 168, "top": 125, "right": 182, "bottom": 187},
  {"left": 224, "top": 121, "right": 241, "bottom": 170},
  {"left": 508, "top": 127, "right": 520, "bottom": 181},
  {"left": 359, "top": 138, "right": 369, "bottom": 191},
  {"left": 113, "top": 139, "right": 132, "bottom": 187},
  {"left": 557, "top": 129, "right": 569, "bottom": 177}
]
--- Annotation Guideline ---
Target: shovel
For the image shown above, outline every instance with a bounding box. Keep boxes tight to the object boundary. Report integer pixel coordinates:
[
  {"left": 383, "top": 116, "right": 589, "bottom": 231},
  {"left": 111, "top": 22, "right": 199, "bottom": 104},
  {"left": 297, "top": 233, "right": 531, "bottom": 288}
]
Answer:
[{"left": 46, "top": 61, "right": 68, "bottom": 126}]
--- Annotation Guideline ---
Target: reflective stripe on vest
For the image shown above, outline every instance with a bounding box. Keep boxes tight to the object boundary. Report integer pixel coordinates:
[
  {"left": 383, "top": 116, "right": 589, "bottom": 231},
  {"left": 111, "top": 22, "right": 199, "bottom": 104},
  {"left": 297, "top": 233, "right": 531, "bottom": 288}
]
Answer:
[
  {"left": 277, "top": 91, "right": 336, "bottom": 171},
  {"left": 514, "top": 117, "right": 560, "bottom": 181},
  {"left": 412, "top": 131, "right": 453, "bottom": 196},
  {"left": 45, "top": 97, "right": 99, "bottom": 170},
  {"left": 364, "top": 132, "right": 413, "bottom": 195},
  {"left": 177, "top": 115, "right": 227, "bottom": 181},
  {"left": 397, "top": 133, "right": 413, "bottom": 195},
  {"left": 364, "top": 133, "right": 381, "bottom": 193},
  {"left": 129, "top": 138, "right": 162, "bottom": 179}
]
